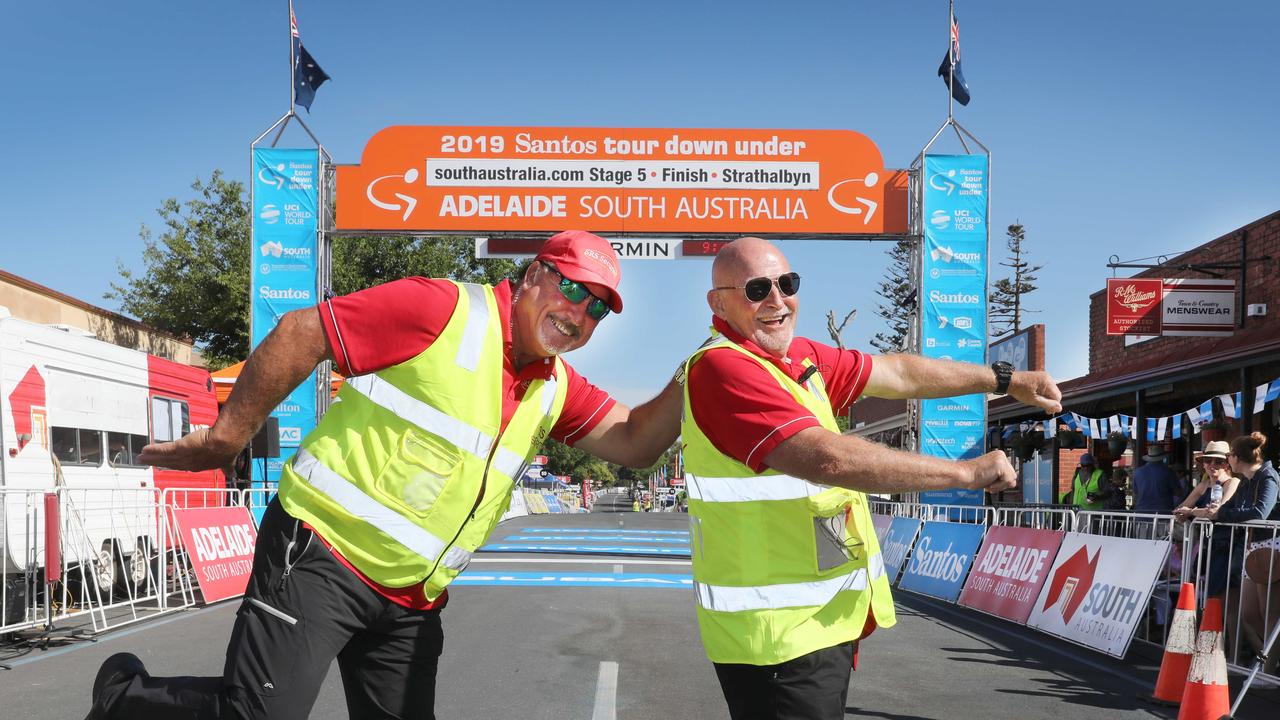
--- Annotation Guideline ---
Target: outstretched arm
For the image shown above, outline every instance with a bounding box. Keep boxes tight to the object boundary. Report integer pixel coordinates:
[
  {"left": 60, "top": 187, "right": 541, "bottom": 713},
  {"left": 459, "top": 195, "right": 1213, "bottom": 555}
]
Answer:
[
  {"left": 865, "top": 354, "right": 1062, "bottom": 414},
  {"left": 138, "top": 308, "right": 333, "bottom": 471},
  {"left": 572, "top": 378, "right": 683, "bottom": 468},
  {"left": 765, "top": 426, "right": 1017, "bottom": 495}
]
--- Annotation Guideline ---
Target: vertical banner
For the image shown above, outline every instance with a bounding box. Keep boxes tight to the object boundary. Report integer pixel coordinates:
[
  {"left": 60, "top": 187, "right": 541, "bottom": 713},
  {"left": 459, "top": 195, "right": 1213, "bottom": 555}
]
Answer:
[
  {"left": 251, "top": 148, "right": 320, "bottom": 476},
  {"left": 919, "top": 154, "right": 989, "bottom": 506}
]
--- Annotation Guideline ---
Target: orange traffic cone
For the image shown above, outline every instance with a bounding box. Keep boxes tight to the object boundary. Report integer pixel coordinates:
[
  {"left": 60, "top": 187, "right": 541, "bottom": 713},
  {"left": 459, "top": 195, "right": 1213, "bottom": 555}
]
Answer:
[
  {"left": 1177, "top": 597, "right": 1230, "bottom": 720},
  {"left": 1147, "top": 582, "right": 1197, "bottom": 706}
]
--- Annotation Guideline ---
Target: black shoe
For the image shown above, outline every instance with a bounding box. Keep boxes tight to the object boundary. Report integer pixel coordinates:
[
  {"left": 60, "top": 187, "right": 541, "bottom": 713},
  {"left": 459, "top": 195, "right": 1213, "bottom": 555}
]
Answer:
[{"left": 85, "top": 652, "right": 147, "bottom": 720}]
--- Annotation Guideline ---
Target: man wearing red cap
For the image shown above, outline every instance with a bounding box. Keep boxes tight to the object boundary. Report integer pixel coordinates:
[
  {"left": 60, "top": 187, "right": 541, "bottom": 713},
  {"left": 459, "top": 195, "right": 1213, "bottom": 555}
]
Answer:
[{"left": 86, "top": 231, "right": 680, "bottom": 720}]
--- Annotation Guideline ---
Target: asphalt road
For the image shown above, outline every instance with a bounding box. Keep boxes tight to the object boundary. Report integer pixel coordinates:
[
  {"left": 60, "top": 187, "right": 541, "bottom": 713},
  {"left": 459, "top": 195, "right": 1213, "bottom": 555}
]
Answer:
[{"left": 2, "top": 489, "right": 1276, "bottom": 719}]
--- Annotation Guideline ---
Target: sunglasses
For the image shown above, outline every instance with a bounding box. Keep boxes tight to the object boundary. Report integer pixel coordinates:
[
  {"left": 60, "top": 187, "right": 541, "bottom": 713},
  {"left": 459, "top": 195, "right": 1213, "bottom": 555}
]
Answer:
[
  {"left": 714, "top": 272, "right": 801, "bottom": 303},
  {"left": 1203, "top": 458, "right": 1229, "bottom": 466},
  {"left": 539, "top": 261, "right": 610, "bottom": 321}
]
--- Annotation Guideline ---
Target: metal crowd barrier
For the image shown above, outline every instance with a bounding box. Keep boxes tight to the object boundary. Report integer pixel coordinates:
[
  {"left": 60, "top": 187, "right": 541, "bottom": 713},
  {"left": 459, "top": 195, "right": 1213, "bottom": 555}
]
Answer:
[{"left": 871, "top": 500, "right": 1280, "bottom": 686}]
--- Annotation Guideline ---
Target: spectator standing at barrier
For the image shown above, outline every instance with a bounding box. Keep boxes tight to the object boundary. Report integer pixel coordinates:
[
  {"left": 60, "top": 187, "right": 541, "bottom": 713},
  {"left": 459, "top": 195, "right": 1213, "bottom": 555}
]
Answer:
[
  {"left": 1173, "top": 441, "right": 1239, "bottom": 513},
  {"left": 679, "top": 238, "right": 1062, "bottom": 720},
  {"left": 85, "top": 231, "right": 683, "bottom": 720},
  {"left": 1105, "top": 468, "right": 1129, "bottom": 511},
  {"left": 1132, "top": 445, "right": 1180, "bottom": 513},
  {"left": 1061, "top": 454, "right": 1107, "bottom": 510},
  {"left": 1177, "top": 434, "right": 1278, "bottom": 601}
]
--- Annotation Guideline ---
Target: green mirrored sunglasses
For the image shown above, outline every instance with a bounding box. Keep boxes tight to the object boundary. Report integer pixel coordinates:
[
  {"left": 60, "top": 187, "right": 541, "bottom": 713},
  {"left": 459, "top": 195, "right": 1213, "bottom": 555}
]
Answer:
[{"left": 539, "top": 260, "right": 610, "bottom": 321}]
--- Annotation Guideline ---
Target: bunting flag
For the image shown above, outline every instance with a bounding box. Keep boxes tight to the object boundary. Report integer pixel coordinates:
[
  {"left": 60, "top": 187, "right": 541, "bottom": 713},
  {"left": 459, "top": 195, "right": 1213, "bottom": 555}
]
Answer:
[
  {"left": 1129, "top": 415, "right": 1138, "bottom": 440},
  {"left": 1186, "top": 406, "right": 1202, "bottom": 432},
  {"left": 1256, "top": 377, "right": 1280, "bottom": 413},
  {"left": 1157, "top": 416, "right": 1169, "bottom": 441},
  {"left": 1198, "top": 399, "right": 1214, "bottom": 427},
  {"left": 1219, "top": 392, "right": 1241, "bottom": 420},
  {"left": 1089, "top": 418, "right": 1101, "bottom": 439},
  {"left": 1067, "top": 413, "right": 1081, "bottom": 430},
  {"left": 1146, "top": 418, "right": 1157, "bottom": 442},
  {"left": 1172, "top": 417, "right": 1183, "bottom": 439},
  {"left": 1043, "top": 419, "right": 1055, "bottom": 440}
]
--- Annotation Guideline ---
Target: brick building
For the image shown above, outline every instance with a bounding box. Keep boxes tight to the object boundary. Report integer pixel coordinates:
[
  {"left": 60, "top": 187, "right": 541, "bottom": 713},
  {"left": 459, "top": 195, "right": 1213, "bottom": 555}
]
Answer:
[{"left": 992, "top": 209, "right": 1280, "bottom": 501}]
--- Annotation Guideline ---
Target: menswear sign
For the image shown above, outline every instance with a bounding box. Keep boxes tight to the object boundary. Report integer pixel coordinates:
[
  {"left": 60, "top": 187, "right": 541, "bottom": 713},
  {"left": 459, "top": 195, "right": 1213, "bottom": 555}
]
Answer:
[
  {"left": 335, "top": 126, "right": 908, "bottom": 235},
  {"left": 1105, "top": 278, "right": 1235, "bottom": 337}
]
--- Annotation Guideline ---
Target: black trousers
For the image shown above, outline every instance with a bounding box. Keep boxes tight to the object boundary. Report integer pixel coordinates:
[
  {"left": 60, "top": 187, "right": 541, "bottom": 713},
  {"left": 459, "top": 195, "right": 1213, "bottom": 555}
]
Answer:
[
  {"left": 101, "top": 499, "right": 444, "bottom": 720},
  {"left": 713, "top": 642, "right": 855, "bottom": 720}
]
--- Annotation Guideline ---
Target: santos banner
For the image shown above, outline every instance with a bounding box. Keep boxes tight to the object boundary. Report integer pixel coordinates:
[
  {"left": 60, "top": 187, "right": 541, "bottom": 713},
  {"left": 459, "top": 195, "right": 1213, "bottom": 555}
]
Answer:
[
  {"left": 919, "top": 154, "right": 989, "bottom": 506},
  {"left": 251, "top": 148, "right": 320, "bottom": 465},
  {"left": 335, "top": 126, "right": 908, "bottom": 236}
]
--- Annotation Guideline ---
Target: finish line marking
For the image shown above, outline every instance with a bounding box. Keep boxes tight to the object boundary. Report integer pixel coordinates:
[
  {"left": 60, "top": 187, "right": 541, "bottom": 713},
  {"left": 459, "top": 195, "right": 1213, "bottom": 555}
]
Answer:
[
  {"left": 453, "top": 571, "right": 693, "bottom": 588},
  {"left": 480, "top": 544, "right": 691, "bottom": 556}
]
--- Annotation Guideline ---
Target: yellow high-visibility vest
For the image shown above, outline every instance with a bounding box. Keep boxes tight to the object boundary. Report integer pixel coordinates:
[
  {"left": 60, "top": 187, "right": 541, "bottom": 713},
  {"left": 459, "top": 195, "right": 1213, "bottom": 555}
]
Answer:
[
  {"left": 279, "top": 281, "right": 567, "bottom": 599},
  {"left": 681, "top": 334, "right": 895, "bottom": 665}
]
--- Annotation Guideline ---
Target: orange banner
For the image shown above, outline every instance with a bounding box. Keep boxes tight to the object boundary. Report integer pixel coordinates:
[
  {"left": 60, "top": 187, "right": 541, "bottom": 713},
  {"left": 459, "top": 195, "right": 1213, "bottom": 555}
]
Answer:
[{"left": 336, "top": 126, "right": 907, "bottom": 235}]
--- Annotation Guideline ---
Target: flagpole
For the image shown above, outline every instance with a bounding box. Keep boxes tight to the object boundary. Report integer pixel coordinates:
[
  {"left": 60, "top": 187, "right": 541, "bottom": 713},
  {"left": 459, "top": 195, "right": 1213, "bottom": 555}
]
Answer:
[
  {"left": 288, "top": 0, "right": 296, "bottom": 117},
  {"left": 947, "top": 0, "right": 955, "bottom": 122}
]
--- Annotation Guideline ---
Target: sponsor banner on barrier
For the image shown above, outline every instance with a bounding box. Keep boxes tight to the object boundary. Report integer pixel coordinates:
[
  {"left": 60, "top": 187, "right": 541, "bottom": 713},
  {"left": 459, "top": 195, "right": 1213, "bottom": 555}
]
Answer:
[
  {"left": 251, "top": 148, "right": 320, "bottom": 461},
  {"left": 958, "top": 526, "right": 1064, "bottom": 623},
  {"left": 897, "top": 521, "right": 986, "bottom": 601},
  {"left": 173, "top": 506, "right": 259, "bottom": 603},
  {"left": 919, "top": 154, "right": 988, "bottom": 507},
  {"left": 1026, "top": 532, "right": 1170, "bottom": 658},
  {"left": 871, "top": 513, "right": 893, "bottom": 544},
  {"left": 335, "top": 126, "right": 908, "bottom": 235},
  {"left": 881, "top": 517, "right": 923, "bottom": 586}
]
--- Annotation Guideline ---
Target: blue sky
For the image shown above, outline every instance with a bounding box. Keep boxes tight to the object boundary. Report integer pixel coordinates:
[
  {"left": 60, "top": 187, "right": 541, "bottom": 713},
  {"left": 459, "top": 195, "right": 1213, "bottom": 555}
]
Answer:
[{"left": 3, "top": 1, "right": 1278, "bottom": 407}]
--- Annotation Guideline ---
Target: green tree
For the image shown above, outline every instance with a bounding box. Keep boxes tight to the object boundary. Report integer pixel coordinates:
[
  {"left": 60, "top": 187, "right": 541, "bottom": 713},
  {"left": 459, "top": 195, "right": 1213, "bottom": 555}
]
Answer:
[
  {"left": 989, "top": 222, "right": 1043, "bottom": 339},
  {"left": 110, "top": 171, "right": 524, "bottom": 368},
  {"left": 109, "top": 172, "right": 251, "bottom": 368},
  {"left": 871, "top": 239, "right": 915, "bottom": 353},
  {"left": 539, "top": 439, "right": 617, "bottom": 487}
]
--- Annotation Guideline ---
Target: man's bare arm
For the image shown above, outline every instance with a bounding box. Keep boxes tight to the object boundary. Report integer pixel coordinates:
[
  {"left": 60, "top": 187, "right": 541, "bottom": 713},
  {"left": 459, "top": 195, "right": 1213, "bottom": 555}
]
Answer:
[
  {"left": 765, "top": 426, "right": 1016, "bottom": 495},
  {"left": 138, "top": 308, "right": 333, "bottom": 471},
  {"left": 864, "top": 353, "right": 1062, "bottom": 414},
  {"left": 572, "top": 378, "right": 683, "bottom": 468}
]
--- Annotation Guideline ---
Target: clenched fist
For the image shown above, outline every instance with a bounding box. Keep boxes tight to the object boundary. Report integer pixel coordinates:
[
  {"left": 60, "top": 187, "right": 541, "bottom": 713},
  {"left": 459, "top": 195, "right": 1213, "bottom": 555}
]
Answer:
[{"left": 960, "top": 451, "right": 1017, "bottom": 494}]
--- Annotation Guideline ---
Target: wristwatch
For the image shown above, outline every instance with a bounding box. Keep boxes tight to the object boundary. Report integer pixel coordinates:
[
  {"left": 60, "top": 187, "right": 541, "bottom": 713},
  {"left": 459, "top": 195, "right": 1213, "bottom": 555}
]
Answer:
[{"left": 991, "top": 361, "right": 1014, "bottom": 395}]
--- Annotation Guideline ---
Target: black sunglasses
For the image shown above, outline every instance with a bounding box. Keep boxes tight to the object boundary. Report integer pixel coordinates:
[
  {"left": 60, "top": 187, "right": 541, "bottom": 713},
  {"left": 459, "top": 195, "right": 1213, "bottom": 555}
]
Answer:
[
  {"left": 539, "top": 261, "right": 610, "bottom": 321},
  {"left": 714, "top": 272, "right": 801, "bottom": 303}
]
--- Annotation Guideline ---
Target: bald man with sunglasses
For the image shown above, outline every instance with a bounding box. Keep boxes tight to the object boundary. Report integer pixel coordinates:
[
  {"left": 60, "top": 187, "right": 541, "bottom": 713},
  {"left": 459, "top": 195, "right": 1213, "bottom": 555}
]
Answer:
[
  {"left": 681, "top": 237, "right": 1062, "bottom": 720},
  {"left": 86, "top": 231, "right": 683, "bottom": 720}
]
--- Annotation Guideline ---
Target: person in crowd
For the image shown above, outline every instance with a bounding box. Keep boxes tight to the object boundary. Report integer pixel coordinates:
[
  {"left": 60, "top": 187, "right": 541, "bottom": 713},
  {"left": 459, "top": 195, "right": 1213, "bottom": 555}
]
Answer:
[
  {"left": 680, "top": 237, "right": 1061, "bottom": 720},
  {"left": 1132, "top": 445, "right": 1180, "bottom": 513},
  {"left": 1173, "top": 441, "right": 1239, "bottom": 514},
  {"left": 1233, "top": 434, "right": 1280, "bottom": 673},
  {"left": 1105, "top": 468, "right": 1129, "bottom": 511},
  {"left": 85, "top": 231, "right": 684, "bottom": 720},
  {"left": 1176, "top": 433, "right": 1278, "bottom": 638},
  {"left": 1061, "top": 454, "right": 1107, "bottom": 510}
]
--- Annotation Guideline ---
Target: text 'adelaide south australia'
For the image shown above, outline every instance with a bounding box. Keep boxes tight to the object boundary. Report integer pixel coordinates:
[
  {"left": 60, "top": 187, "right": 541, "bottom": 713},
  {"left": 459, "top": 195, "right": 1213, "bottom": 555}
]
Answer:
[{"left": 438, "top": 195, "right": 808, "bottom": 221}]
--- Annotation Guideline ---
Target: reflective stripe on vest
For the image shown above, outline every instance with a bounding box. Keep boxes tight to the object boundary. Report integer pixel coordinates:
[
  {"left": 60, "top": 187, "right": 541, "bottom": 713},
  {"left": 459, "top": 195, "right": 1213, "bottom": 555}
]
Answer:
[
  {"left": 685, "top": 472, "right": 828, "bottom": 503},
  {"left": 455, "top": 283, "right": 488, "bottom": 372},
  {"left": 291, "top": 449, "right": 473, "bottom": 571},
  {"left": 342, "top": 372, "right": 554, "bottom": 482},
  {"left": 694, "top": 552, "right": 886, "bottom": 613}
]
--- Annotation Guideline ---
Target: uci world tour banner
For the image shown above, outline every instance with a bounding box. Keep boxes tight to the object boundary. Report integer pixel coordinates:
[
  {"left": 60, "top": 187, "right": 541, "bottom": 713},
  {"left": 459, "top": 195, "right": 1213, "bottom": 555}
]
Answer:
[
  {"left": 919, "top": 154, "right": 989, "bottom": 506},
  {"left": 251, "top": 148, "right": 320, "bottom": 470}
]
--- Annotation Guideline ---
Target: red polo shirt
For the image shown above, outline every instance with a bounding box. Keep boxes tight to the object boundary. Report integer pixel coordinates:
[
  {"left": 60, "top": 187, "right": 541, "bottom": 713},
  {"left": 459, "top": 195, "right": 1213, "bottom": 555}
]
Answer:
[
  {"left": 309, "top": 277, "right": 618, "bottom": 609},
  {"left": 687, "top": 316, "right": 874, "bottom": 473}
]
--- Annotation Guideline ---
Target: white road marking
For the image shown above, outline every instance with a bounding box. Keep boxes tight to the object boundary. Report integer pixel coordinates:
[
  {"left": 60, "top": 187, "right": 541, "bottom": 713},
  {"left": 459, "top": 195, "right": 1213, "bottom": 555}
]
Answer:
[
  {"left": 613, "top": 564, "right": 623, "bottom": 574},
  {"left": 591, "top": 660, "right": 619, "bottom": 720}
]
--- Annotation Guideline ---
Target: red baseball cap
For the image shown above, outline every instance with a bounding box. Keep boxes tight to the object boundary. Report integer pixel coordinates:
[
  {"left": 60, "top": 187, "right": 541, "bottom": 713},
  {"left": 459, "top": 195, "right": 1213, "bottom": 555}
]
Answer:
[{"left": 535, "top": 230, "right": 624, "bottom": 313}]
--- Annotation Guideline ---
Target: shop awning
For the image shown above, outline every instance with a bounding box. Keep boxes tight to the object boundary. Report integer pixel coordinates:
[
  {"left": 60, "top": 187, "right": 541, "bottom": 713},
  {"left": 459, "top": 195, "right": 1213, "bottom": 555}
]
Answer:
[{"left": 210, "top": 360, "right": 344, "bottom": 404}]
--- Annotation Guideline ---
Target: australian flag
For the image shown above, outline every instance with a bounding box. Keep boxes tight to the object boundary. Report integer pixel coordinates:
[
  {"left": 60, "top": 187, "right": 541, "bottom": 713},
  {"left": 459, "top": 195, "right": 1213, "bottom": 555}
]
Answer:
[
  {"left": 291, "top": 4, "right": 330, "bottom": 112},
  {"left": 937, "top": 16, "right": 970, "bottom": 106}
]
